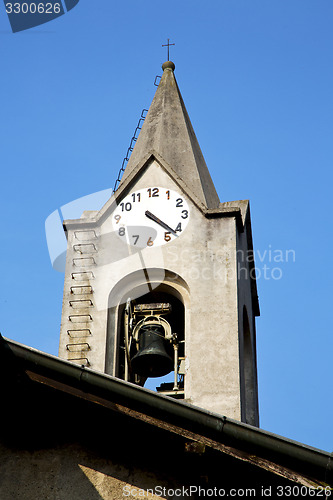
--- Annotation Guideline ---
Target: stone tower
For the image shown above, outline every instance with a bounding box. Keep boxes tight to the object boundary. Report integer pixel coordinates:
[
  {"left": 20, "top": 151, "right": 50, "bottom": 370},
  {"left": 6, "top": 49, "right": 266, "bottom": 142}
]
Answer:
[{"left": 59, "top": 61, "right": 260, "bottom": 426}]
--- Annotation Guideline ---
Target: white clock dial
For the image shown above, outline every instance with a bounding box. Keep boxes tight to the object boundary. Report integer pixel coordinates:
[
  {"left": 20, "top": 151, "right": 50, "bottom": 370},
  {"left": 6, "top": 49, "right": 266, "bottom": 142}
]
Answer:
[{"left": 112, "top": 187, "right": 190, "bottom": 248}]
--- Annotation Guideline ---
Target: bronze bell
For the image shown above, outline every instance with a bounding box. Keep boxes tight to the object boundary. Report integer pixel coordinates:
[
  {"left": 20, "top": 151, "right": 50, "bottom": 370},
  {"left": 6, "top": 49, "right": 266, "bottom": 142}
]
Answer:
[{"left": 131, "top": 324, "right": 173, "bottom": 377}]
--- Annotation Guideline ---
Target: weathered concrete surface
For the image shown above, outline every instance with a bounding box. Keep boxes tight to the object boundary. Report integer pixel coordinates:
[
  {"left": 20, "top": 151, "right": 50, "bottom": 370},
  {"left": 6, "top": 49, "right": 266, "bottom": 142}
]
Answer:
[
  {"left": 120, "top": 62, "right": 220, "bottom": 210},
  {"left": 0, "top": 443, "right": 173, "bottom": 500},
  {"left": 59, "top": 159, "right": 259, "bottom": 424}
]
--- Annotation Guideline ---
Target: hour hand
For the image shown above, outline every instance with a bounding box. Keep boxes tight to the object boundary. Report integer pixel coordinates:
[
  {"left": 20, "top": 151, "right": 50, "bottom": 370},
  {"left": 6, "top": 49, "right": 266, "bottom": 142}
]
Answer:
[{"left": 145, "top": 210, "right": 178, "bottom": 237}]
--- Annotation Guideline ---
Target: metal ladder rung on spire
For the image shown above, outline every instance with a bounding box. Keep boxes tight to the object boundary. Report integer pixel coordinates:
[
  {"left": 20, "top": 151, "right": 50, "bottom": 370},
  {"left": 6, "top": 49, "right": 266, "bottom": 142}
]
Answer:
[{"left": 113, "top": 109, "right": 148, "bottom": 193}]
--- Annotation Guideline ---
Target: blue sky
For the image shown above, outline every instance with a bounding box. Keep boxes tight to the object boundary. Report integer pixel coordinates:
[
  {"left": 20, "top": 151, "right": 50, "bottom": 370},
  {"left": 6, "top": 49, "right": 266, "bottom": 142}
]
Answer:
[{"left": 0, "top": 1, "right": 332, "bottom": 452}]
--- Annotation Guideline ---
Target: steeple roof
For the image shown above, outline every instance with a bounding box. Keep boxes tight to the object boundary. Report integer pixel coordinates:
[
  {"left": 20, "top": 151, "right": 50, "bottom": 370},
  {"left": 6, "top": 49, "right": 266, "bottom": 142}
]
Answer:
[{"left": 120, "top": 61, "right": 220, "bottom": 209}]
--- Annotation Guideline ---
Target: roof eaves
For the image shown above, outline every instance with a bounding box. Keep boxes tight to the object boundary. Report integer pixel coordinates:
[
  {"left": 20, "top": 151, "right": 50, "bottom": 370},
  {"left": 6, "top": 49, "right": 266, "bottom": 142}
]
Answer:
[{"left": 0, "top": 335, "right": 331, "bottom": 487}]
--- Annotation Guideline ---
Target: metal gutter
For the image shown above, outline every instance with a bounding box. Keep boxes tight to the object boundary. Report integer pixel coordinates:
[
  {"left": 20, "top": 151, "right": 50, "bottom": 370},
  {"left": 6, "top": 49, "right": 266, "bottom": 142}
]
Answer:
[{"left": 1, "top": 335, "right": 332, "bottom": 485}]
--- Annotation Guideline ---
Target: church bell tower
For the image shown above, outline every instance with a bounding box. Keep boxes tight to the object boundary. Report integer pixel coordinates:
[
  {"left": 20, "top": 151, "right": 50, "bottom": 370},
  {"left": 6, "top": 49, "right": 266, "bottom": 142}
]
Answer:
[{"left": 59, "top": 60, "right": 260, "bottom": 426}]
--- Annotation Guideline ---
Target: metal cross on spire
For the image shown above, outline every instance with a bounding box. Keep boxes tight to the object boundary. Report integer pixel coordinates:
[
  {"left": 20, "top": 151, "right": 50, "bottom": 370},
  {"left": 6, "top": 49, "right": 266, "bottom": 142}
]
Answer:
[{"left": 162, "top": 38, "right": 175, "bottom": 61}]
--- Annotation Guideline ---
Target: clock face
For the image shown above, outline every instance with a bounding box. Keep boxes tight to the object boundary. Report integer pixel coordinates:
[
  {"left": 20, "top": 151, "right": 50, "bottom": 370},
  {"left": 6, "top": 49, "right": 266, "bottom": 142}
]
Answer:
[{"left": 112, "top": 187, "right": 190, "bottom": 248}]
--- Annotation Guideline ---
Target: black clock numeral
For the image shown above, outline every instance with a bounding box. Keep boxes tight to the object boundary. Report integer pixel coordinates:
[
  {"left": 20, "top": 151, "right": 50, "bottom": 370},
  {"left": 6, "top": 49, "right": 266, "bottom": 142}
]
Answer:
[
  {"left": 119, "top": 227, "right": 125, "bottom": 236},
  {"left": 181, "top": 210, "right": 188, "bottom": 219},
  {"left": 120, "top": 202, "right": 132, "bottom": 212},
  {"left": 175, "top": 223, "right": 182, "bottom": 233},
  {"left": 147, "top": 188, "right": 159, "bottom": 198},
  {"left": 131, "top": 193, "right": 141, "bottom": 203},
  {"left": 132, "top": 235, "right": 139, "bottom": 245},
  {"left": 176, "top": 198, "right": 183, "bottom": 207}
]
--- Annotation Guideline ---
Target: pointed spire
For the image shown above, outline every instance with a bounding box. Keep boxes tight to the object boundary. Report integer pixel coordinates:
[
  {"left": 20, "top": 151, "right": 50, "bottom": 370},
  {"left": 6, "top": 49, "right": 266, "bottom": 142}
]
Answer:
[{"left": 120, "top": 61, "right": 220, "bottom": 209}]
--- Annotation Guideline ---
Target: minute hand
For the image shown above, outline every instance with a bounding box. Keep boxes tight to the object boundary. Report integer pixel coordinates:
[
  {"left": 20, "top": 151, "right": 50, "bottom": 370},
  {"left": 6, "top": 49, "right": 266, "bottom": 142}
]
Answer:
[{"left": 145, "top": 210, "right": 178, "bottom": 237}]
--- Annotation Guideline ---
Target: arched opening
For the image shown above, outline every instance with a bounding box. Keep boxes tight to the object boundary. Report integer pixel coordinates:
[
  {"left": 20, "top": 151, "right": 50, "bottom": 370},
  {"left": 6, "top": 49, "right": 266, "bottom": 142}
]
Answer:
[
  {"left": 106, "top": 269, "right": 188, "bottom": 399},
  {"left": 242, "top": 306, "right": 256, "bottom": 425}
]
